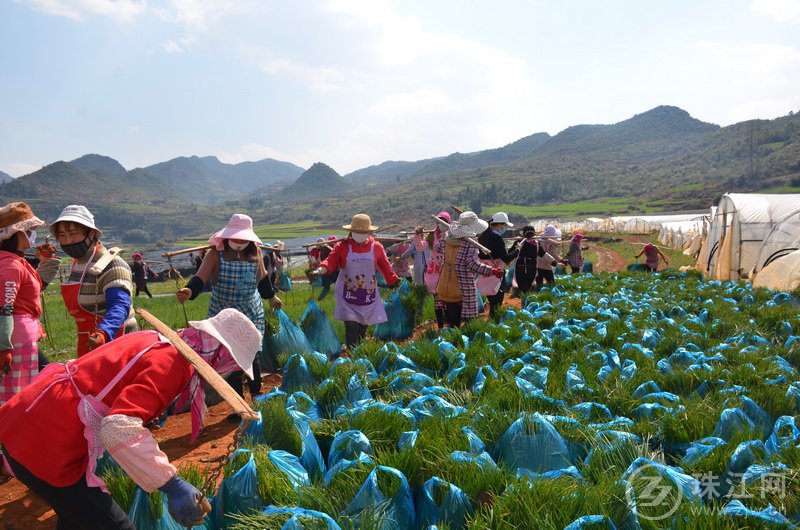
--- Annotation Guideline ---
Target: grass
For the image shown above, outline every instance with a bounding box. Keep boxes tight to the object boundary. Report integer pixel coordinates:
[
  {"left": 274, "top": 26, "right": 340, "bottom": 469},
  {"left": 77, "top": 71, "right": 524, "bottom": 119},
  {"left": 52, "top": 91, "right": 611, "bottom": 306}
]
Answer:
[
  {"left": 484, "top": 196, "right": 660, "bottom": 217},
  {"left": 29, "top": 245, "right": 800, "bottom": 528}
]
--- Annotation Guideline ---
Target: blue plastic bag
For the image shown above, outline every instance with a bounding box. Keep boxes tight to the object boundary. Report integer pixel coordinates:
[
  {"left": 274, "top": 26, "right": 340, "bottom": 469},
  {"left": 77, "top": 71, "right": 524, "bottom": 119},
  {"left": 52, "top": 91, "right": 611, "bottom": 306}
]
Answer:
[
  {"left": 496, "top": 413, "right": 572, "bottom": 474},
  {"left": 127, "top": 488, "right": 185, "bottom": 530},
  {"left": 416, "top": 476, "right": 474, "bottom": 529},
  {"left": 300, "top": 300, "right": 342, "bottom": 358},
  {"left": 328, "top": 430, "right": 373, "bottom": 469},
  {"left": 261, "top": 506, "right": 342, "bottom": 530},
  {"left": 281, "top": 354, "right": 316, "bottom": 393},
  {"left": 262, "top": 309, "right": 314, "bottom": 367},
  {"left": 268, "top": 450, "right": 311, "bottom": 491},
  {"left": 212, "top": 449, "right": 262, "bottom": 529},
  {"left": 344, "top": 466, "right": 415, "bottom": 530},
  {"left": 286, "top": 391, "right": 323, "bottom": 423},
  {"left": 374, "top": 281, "right": 415, "bottom": 341},
  {"left": 279, "top": 271, "right": 293, "bottom": 292},
  {"left": 290, "top": 412, "right": 327, "bottom": 481}
]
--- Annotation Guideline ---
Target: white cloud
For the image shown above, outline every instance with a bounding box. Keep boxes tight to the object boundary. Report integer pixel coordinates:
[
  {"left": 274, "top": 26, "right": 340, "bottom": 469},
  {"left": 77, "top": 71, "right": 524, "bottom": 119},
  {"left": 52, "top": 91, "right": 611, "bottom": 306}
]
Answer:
[
  {"left": 699, "top": 41, "right": 800, "bottom": 75},
  {"left": 238, "top": 46, "right": 349, "bottom": 92},
  {"left": 17, "top": 0, "right": 147, "bottom": 22},
  {"left": 751, "top": 0, "right": 800, "bottom": 23},
  {"left": 152, "top": 0, "right": 237, "bottom": 30},
  {"left": 161, "top": 37, "right": 195, "bottom": 53}
]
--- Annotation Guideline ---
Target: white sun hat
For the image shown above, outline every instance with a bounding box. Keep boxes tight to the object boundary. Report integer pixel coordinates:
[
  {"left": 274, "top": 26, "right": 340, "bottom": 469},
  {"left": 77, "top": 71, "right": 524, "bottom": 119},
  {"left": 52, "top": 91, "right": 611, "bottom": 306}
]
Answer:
[
  {"left": 188, "top": 308, "right": 261, "bottom": 379},
  {"left": 489, "top": 211, "right": 514, "bottom": 227},
  {"left": 49, "top": 204, "right": 102, "bottom": 236},
  {"left": 542, "top": 224, "right": 561, "bottom": 239},
  {"left": 448, "top": 211, "right": 489, "bottom": 239}
]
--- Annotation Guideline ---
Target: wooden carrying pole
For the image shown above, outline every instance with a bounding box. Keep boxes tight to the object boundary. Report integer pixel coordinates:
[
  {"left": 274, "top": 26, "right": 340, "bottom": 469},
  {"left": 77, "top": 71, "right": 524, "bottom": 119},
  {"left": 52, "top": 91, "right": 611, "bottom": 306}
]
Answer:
[
  {"left": 162, "top": 243, "right": 281, "bottom": 258},
  {"left": 303, "top": 235, "right": 408, "bottom": 248},
  {"left": 135, "top": 308, "right": 258, "bottom": 421},
  {"left": 431, "top": 215, "right": 491, "bottom": 254}
]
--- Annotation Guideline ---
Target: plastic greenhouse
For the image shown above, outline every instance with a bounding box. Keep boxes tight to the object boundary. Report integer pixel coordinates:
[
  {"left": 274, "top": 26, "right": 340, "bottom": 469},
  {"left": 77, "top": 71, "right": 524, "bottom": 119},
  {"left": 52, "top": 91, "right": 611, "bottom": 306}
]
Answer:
[{"left": 704, "top": 193, "right": 800, "bottom": 280}]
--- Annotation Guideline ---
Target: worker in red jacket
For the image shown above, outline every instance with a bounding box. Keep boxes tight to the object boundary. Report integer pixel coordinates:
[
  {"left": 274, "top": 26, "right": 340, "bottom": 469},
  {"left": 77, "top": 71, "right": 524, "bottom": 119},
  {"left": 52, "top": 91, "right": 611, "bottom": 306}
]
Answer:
[
  {"left": 312, "top": 214, "right": 400, "bottom": 349},
  {"left": 0, "top": 308, "right": 261, "bottom": 529}
]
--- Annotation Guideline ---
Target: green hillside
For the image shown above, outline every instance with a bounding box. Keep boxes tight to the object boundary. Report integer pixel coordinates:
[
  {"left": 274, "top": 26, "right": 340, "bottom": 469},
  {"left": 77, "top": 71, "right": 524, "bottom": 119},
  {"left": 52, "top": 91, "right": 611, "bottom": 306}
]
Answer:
[{"left": 2, "top": 105, "right": 798, "bottom": 244}]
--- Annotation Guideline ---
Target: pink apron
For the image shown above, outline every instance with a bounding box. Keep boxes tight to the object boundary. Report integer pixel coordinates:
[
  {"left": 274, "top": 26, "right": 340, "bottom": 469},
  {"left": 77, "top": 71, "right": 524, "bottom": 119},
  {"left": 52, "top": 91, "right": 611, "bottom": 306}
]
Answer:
[
  {"left": 333, "top": 242, "right": 387, "bottom": 326},
  {"left": 0, "top": 315, "right": 43, "bottom": 405},
  {"left": 476, "top": 258, "right": 502, "bottom": 296},
  {"left": 24, "top": 332, "right": 170, "bottom": 491},
  {"left": 424, "top": 234, "right": 445, "bottom": 293}
]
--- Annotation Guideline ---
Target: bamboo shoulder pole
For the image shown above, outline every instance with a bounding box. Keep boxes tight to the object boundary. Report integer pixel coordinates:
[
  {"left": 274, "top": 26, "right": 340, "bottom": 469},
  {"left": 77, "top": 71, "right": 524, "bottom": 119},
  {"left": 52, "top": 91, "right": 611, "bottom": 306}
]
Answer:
[
  {"left": 163, "top": 243, "right": 280, "bottom": 257},
  {"left": 136, "top": 308, "right": 258, "bottom": 421},
  {"left": 431, "top": 215, "right": 491, "bottom": 255}
]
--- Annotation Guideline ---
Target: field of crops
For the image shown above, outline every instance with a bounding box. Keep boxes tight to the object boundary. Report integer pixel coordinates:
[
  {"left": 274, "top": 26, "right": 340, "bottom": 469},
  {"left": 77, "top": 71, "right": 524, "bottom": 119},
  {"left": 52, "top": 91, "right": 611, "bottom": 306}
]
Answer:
[{"left": 94, "top": 268, "right": 800, "bottom": 529}]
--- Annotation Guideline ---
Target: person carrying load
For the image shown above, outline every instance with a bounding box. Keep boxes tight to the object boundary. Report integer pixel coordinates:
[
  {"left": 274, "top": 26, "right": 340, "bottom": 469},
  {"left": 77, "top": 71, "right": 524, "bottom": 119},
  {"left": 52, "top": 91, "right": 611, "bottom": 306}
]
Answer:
[
  {"left": 0, "top": 308, "right": 261, "bottom": 529},
  {"left": 50, "top": 205, "right": 137, "bottom": 356}
]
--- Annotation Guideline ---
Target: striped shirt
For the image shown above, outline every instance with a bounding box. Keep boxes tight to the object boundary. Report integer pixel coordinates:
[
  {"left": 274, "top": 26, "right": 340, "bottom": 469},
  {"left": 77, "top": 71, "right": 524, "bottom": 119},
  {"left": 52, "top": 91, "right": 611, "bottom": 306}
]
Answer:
[{"left": 66, "top": 244, "right": 137, "bottom": 335}]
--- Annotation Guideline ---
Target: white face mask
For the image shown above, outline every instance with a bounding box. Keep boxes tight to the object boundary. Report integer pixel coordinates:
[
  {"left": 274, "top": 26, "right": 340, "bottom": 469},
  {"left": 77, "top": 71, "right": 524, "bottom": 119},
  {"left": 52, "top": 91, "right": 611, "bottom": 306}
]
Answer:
[
  {"left": 229, "top": 241, "right": 249, "bottom": 251},
  {"left": 351, "top": 232, "right": 370, "bottom": 243},
  {"left": 26, "top": 230, "right": 37, "bottom": 246}
]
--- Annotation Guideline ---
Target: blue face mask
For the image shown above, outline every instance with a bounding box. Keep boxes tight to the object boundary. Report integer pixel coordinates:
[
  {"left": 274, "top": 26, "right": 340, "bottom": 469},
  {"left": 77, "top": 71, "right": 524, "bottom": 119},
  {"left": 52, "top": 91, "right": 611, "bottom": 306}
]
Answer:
[{"left": 495, "top": 228, "right": 506, "bottom": 236}]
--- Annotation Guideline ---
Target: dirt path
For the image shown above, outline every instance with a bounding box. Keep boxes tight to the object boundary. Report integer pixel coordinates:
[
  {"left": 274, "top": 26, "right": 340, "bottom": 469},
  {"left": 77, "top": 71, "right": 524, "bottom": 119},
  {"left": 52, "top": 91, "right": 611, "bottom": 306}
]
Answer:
[
  {"left": 587, "top": 242, "right": 627, "bottom": 273},
  {"left": 0, "top": 373, "right": 282, "bottom": 529}
]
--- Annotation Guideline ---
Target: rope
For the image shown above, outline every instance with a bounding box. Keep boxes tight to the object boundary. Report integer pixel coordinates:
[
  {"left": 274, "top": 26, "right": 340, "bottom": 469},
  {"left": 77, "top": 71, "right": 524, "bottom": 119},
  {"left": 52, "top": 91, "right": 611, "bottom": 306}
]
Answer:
[{"left": 167, "top": 255, "right": 190, "bottom": 327}]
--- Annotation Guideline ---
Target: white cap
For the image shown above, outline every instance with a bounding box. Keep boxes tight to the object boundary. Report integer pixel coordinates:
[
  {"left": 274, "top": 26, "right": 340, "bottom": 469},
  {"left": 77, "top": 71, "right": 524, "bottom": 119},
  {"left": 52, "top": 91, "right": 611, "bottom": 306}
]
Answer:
[
  {"left": 49, "top": 204, "right": 102, "bottom": 236},
  {"left": 489, "top": 212, "right": 514, "bottom": 227},
  {"left": 188, "top": 308, "right": 261, "bottom": 379}
]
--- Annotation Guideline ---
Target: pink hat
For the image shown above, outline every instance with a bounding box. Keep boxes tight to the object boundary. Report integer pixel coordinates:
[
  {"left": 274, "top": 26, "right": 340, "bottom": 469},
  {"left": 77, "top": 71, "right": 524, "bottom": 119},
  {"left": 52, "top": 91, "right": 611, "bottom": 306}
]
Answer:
[
  {"left": 132, "top": 252, "right": 143, "bottom": 261},
  {"left": 437, "top": 211, "right": 451, "bottom": 223},
  {"left": 572, "top": 233, "right": 584, "bottom": 242},
  {"left": 188, "top": 308, "right": 261, "bottom": 378},
  {"left": 208, "top": 214, "right": 262, "bottom": 250}
]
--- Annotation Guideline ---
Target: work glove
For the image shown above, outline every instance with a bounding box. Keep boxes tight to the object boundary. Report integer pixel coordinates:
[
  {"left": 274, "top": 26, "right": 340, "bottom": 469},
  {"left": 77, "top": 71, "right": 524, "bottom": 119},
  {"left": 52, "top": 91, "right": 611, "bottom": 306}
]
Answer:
[
  {"left": 87, "top": 330, "right": 106, "bottom": 351},
  {"left": 159, "top": 475, "right": 208, "bottom": 527},
  {"left": 268, "top": 295, "right": 282, "bottom": 309},
  {"left": 0, "top": 350, "right": 11, "bottom": 375},
  {"left": 491, "top": 267, "right": 504, "bottom": 278},
  {"left": 551, "top": 260, "right": 558, "bottom": 268},
  {"left": 510, "top": 240, "right": 520, "bottom": 250},
  {"left": 36, "top": 257, "right": 61, "bottom": 285}
]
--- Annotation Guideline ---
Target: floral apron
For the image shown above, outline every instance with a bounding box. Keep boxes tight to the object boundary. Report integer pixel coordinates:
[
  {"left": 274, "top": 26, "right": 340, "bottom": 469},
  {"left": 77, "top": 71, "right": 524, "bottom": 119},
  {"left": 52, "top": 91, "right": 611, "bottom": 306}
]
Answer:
[{"left": 333, "top": 242, "right": 387, "bottom": 326}]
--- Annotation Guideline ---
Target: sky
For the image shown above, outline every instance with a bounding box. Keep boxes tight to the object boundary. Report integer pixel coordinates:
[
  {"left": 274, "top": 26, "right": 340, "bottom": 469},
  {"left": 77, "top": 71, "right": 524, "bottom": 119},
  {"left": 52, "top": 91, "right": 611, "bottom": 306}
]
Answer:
[{"left": 1, "top": 0, "right": 799, "bottom": 178}]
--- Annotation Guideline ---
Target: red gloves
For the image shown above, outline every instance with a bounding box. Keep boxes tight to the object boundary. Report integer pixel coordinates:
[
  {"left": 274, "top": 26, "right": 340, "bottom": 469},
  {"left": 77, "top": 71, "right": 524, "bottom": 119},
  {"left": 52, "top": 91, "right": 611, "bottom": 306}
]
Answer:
[
  {"left": 87, "top": 330, "right": 107, "bottom": 351},
  {"left": 492, "top": 267, "right": 504, "bottom": 278},
  {"left": 0, "top": 350, "right": 11, "bottom": 374}
]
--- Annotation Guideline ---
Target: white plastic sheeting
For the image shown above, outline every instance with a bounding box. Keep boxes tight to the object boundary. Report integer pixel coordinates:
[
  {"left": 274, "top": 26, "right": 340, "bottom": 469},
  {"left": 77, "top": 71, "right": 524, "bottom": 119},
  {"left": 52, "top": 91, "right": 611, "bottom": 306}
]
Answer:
[
  {"left": 750, "top": 208, "right": 800, "bottom": 276},
  {"left": 705, "top": 193, "right": 800, "bottom": 280},
  {"left": 753, "top": 249, "right": 800, "bottom": 292}
]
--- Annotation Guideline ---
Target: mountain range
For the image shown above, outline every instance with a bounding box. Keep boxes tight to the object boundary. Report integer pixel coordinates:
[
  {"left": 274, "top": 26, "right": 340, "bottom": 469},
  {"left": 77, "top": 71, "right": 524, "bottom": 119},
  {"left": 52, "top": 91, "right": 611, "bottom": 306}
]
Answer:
[{"left": 2, "top": 105, "right": 798, "bottom": 243}]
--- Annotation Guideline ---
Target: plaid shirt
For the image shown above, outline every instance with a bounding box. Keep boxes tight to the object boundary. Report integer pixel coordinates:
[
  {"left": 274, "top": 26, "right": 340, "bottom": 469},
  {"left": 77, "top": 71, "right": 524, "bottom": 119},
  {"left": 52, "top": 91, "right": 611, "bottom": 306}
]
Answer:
[
  {"left": 438, "top": 238, "right": 493, "bottom": 319},
  {"left": 568, "top": 240, "right": 584, "bottom": 269}
]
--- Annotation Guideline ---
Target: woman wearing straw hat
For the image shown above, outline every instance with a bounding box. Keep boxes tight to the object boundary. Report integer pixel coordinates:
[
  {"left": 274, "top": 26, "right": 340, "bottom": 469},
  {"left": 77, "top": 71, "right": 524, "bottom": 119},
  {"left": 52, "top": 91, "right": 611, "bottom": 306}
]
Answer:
[
  {"left": 176, "top": 214, "right": 281, "bottom": 404},
  {"left": 50, "top": 205, "right": 138, "bottom": 356},
  {"left": 436, "top": 211, "right": 504, "bottom": 327},
  {"left": 0, "top": 308, "right": 261, "bottom": 529},
  {"left": 0, "top": 202, "right": 59, "bottom": 405},
  {"left": 312, "top": 214, "right": 399, "bottom": 349}
]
